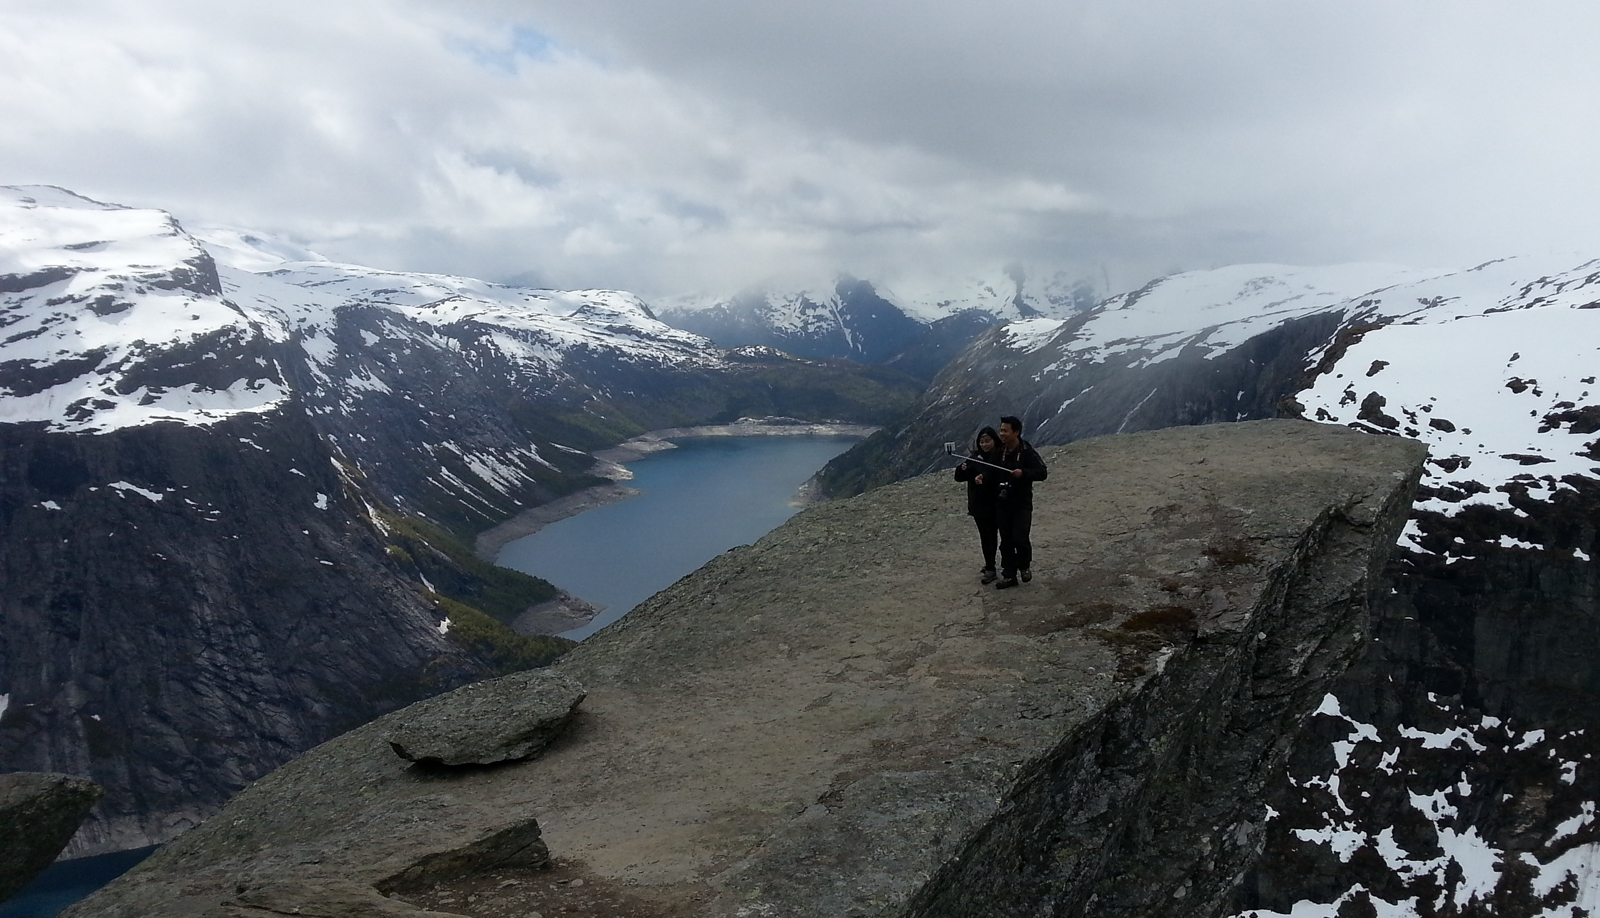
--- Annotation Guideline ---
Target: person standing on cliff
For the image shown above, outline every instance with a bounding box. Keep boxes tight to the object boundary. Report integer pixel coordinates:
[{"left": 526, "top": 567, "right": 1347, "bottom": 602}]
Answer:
[
  {"left": 954, "top": 426, "right": 1003, "bottom": 584},
  {"left": 994, "top": 415, "right": 1048, "bottom": 589}
]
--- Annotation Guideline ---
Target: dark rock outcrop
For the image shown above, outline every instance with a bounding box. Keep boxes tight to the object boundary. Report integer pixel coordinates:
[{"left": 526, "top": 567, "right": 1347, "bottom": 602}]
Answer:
[
  {"left": 0, "top": 772, "right": 102, "bottom": 903},
  {"left": 67, "top": 421, "right": 1425, "bottom": 918},
  {"left": 1234, "top": 479, "right": 1600, "bottom": 915},
  {"left": 387, "top": 670, "right": 586, "bottom": 766}
]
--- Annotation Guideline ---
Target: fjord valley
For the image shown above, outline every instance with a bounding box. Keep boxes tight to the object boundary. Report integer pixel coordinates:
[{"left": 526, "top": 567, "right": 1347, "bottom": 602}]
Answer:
[
  {"left": 0, "top": 185, "right": 923, "bottom": 862},
  {"left": 3, "top": 183, "right": 1599, "bottom": 918}
]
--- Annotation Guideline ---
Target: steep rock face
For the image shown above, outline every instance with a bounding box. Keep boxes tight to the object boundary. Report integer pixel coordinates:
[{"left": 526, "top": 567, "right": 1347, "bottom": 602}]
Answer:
[
  {"left": 68, "top": 421, "right": 1424, "bottom": 918},
  {"left": 0, "top": 408, "right": 485, "bottom": 855},
  {"left": 1232, "top": 482, "right": 1600, "bottom": 917}
]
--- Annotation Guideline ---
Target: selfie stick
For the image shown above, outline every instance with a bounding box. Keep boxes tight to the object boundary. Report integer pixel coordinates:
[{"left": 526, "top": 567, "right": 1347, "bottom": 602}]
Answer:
[{"left": 943, "top": 441, "right": 1012, "bottom": 473}]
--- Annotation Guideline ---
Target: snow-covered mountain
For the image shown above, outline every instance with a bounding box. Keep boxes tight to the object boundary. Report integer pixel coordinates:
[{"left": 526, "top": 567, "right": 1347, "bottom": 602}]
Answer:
[
  {"left": 653, "top": 270, "right": 1097, "bottom": 378},
  {"left": 0, "top": 186, "right": 914, "bottom": 528},
  {"left": 0, "top": 185, "right": 920, "bottom": 855},
  {"left": 819, "top": 256, "right": 1600, "bottom": 916}
]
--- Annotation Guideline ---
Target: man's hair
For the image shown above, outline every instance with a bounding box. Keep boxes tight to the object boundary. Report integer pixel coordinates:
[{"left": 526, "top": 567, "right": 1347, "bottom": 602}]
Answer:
[{"left": 1000, "top": 415, "right": 1023, "bottom": 435}]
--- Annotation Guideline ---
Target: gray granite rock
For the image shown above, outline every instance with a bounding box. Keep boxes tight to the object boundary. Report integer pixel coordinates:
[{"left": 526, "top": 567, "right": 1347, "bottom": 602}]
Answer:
[
  {"left": 66, "top": 422, "right": 1426, "bottom": 918},
  {"left": 386, "top": 670, "right": 585, "bottom": 766},
  {"left": 0, "top": 772, "right": 101, "bottom": 903}
]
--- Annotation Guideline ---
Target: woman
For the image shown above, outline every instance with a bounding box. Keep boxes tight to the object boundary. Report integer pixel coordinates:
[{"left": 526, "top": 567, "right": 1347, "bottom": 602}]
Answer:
[{"left": 953, "top": 426, "right": 1002, "bottom": 583}]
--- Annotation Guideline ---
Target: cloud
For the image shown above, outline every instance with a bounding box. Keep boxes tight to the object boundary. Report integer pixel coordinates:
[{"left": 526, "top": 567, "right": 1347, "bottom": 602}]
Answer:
[{"left": 4, "top": 0, "right": 1599, "bottom": 298}]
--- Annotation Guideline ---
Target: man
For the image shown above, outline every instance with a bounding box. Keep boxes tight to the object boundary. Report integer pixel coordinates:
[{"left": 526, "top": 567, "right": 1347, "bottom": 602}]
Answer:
[{"left": 993, "top": 415, "right": 1047, "bottom": 589}]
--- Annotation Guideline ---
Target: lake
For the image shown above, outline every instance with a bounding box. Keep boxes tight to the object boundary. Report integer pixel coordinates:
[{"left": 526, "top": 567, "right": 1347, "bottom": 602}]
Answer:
[
  {"left": 0, "top": 848, "right": 154, "bottom": 918},
  {"left": 495, "top": 435, "right": 861, "bottom": 639}
]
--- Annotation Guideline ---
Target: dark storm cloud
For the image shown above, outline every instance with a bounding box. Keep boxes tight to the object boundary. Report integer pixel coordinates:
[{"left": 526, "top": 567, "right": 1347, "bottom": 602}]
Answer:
[{"left": 4, "top": 0, "right": 1598, "bottom": 297}]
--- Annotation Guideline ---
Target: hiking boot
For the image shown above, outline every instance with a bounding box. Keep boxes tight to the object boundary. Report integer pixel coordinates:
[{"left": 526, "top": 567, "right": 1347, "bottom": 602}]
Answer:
[
  {"left": 1021, "top": 569, "right": 1032, "bottom": 583},
  {"left": 981, "top": 567, "right": 998, "bottom": 584},
  {"left": 995, "top": 573, "right": 1019, "bottom": 589}
]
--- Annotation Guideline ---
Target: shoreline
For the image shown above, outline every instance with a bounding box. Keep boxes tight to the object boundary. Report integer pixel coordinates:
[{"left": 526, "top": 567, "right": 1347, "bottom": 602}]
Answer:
[{"left": 472, "top": 418, "right": 875, "bottom": 562}]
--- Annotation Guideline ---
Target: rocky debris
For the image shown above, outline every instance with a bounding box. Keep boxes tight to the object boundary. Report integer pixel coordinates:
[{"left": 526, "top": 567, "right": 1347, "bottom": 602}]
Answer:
[
  {"left": 387, "top": 671, "right": 586, "bottom": 767},
  {"left": 0, "top": 772, "right": 102, "bottom": 903},
  {"left": 67, "top": 421, "right": 1424, "bottom": 918}
]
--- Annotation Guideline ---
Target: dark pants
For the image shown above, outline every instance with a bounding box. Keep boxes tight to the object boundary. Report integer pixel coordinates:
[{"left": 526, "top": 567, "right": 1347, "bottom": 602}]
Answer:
[
  {"left": 997, "top": 503, "right": 1032, "bottom": 575},
  {"left": 972, "top": 512, "right": 998, "bottom": 570}
]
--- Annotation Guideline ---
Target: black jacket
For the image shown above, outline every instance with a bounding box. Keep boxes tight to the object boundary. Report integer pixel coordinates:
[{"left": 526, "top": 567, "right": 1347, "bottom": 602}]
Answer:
[
  {"left": 953, "top": 451, "right": 1001, "bottom": 518},
  {"left": 995, "top": 440, "right": 1048, "bottom": 507}
]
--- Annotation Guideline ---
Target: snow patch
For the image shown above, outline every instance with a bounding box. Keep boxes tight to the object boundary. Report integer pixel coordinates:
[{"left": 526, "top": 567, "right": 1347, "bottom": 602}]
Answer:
[
  {"left": 108, "top": 481, "right": 164, "bottom": 502},
  {"left": 1003, "top": 317, "right": 1067, "bottom": 353}
]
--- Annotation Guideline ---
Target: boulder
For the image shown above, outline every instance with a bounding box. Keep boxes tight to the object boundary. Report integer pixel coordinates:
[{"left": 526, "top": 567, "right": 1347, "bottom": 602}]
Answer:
[
  {"left": 0, "top": 772, "right": 101, "bottom": 903},
  {"left": 386, "top": 670, "right": 585, "bottom": 766}
]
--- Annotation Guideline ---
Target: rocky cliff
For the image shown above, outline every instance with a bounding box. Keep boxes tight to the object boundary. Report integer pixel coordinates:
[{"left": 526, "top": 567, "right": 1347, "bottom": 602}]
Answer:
[
  {"left": 814, "top": 257, "right": 1600, "bottom": 915},
  {"left": 67, "top": 421, "right": 1425, "bottom": 918}
]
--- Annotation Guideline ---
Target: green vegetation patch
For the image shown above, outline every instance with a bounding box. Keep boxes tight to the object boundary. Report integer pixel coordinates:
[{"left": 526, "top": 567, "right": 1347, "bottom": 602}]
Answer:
[
  {"left": 434, "top": 595, "right": 574, "bottom": 674},
  {"left": 375, "top": 506, "right": 557, "bottom": 624}
]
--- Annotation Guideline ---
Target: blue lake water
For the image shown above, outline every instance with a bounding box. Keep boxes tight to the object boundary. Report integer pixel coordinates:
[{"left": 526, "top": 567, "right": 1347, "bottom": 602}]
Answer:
[
  {"left": 496, "top": 435, "right": 860, "bottom": 640},
  {"left": 0, "top": 847, "right": 155, "bottom": 918}
]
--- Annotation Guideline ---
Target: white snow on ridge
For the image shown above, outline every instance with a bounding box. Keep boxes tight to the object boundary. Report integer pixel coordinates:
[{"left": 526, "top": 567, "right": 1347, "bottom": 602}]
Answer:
[
  {"left": 657, "top": 268, "right": 1087, "bottom": 330},
  {"left": 1003, "top": 317, "right": 1068, "bottom": 354},
  {"left": 1, "top": 187, "right": 723, "bottom": 434},
  {"left": 1, "top": 186, "right": 293, "bottom": 432},
  {"left": 255, "top": 262, "right": 715, "bottom": 366},
  {"left": 1297, "top": 255, "right": 1600, "bottom": 518},
  {"left": 1059, "top": 263, "right": 1435, "bottom": 368},
  {"left": 189, "top": 225, "right": 331, "bottom": 272},
  {"left": 0, "top": 186, "right": 197, "bottom": 279},
  {"left": 1023, "top": 254, "right": 1599, "bottom": 522}
]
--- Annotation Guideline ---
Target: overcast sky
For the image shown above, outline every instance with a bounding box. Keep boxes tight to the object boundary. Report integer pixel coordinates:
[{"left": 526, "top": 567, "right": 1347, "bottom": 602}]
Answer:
[{"left": 4, "top": 1, "right": 1598, "bottom": 298}]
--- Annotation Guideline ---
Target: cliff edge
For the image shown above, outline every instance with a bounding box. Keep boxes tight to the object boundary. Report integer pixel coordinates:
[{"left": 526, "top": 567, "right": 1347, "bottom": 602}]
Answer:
[{"left": 69, "top": 420, "right": 1425, "bottom": 918}]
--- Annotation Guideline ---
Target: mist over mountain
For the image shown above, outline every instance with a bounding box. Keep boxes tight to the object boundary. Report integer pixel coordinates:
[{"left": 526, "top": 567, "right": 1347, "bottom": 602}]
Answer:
[{"left": 654, "top": 270, "right": 1097, "bottom": 381}]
